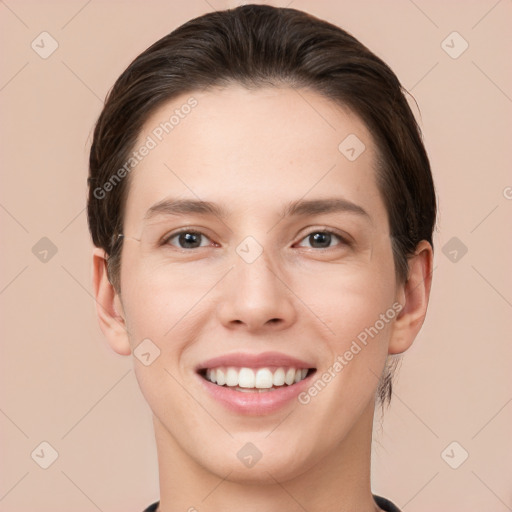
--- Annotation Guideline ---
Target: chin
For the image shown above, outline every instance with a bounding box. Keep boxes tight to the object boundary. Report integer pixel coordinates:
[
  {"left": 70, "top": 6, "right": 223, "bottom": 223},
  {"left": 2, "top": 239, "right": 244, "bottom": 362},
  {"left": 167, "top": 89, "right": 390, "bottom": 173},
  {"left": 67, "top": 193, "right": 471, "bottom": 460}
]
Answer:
[{"left": 196, "top": 443, "right": 319, "bottom": 485}]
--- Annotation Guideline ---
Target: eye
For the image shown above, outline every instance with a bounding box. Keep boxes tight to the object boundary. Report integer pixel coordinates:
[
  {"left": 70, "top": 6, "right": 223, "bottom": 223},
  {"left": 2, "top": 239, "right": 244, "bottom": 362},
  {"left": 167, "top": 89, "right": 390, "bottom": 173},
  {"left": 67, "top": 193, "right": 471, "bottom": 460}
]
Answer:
[
  {"left": 162, "top": 230, "right": 214, "bottom": 249},
  {"left": 296, "top": 230, "right": 350, "bottom": 250},
  {"left": 160, "top": 228, "right": 351, "bottom": 251}
]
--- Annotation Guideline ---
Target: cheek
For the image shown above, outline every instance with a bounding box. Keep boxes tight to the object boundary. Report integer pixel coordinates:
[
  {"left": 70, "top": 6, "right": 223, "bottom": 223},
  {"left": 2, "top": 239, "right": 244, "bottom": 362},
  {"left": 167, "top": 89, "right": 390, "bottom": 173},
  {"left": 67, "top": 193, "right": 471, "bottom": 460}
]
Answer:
[
  {"left": 294, "top": 265, "right": 397, "bottom": 433},
  {"left": 120, "top": 255, "right": 220, "bottom": 349},
  {"left": 303, "top": 252, "right": 397, "bottom": 345}
]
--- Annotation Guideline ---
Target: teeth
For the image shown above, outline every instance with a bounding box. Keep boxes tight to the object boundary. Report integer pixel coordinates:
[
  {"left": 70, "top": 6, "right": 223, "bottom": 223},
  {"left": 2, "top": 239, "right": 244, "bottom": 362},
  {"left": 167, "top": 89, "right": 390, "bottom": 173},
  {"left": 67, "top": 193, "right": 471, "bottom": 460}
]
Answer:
[
  {"left": 273, "top": 368, "right": 285, "bottom": 386},
  {"left": 285, "top": 368, "right": 296, "bottom": 385},
  {"left": 239, "top": 368, "right": 255, "bottom": 388},
  {"left": 216, "top": 368, "right": 225, "bottom": 386},
  {"left": 226, "top": 367, "right": 238, "bottom": 387},
  {"left": 255, "top": 368, "right": 273, "bottom": 388},
  {"left": 203, "top": 366, "right": 310, "bottom": 389}
]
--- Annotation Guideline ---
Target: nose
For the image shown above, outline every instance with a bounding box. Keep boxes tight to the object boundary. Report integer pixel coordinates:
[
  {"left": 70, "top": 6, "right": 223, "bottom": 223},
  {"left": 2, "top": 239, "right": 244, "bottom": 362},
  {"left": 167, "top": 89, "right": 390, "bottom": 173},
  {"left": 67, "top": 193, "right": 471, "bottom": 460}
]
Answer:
[{"left": 216, "top": 249, "right": 297, "bottom": 333}]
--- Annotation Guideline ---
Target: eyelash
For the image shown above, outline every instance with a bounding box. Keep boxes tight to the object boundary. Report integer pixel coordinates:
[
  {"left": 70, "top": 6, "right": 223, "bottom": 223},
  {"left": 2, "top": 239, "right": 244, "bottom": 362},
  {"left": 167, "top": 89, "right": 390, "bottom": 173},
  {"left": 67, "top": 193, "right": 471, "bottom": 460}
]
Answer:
[{"left": 160, "top": 228, "right": 352, "bottom": 251}]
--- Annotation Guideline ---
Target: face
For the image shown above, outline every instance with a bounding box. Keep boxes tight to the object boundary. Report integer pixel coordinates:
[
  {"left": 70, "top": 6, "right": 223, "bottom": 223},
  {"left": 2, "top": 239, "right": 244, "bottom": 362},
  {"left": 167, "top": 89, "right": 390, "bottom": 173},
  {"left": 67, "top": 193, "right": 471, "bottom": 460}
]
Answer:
[{"left": 113, "top": 85, "right": 404, "bottom": 482}]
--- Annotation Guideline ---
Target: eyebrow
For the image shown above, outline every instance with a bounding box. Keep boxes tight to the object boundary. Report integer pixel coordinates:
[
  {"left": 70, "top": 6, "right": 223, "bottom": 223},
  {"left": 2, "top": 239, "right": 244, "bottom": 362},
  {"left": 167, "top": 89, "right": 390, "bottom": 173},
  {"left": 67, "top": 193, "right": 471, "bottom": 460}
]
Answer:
[{"left": 143, "top": 197, "right": 372, "bottom": 224}]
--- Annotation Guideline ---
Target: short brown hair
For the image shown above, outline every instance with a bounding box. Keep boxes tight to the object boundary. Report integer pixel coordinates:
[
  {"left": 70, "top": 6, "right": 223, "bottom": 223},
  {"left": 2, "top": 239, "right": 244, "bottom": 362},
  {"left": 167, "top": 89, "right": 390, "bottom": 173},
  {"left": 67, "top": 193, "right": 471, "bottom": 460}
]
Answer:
[{"left": 87, "top": 4, "right": 437, "bottom": 410}]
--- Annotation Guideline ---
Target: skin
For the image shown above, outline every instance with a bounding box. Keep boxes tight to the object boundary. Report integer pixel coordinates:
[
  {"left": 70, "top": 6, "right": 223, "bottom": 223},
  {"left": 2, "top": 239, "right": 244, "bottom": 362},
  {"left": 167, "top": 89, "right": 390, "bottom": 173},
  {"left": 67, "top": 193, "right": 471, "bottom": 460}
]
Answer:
[{"left": 92, "top": 85, "right": 433, "bottom": 512}]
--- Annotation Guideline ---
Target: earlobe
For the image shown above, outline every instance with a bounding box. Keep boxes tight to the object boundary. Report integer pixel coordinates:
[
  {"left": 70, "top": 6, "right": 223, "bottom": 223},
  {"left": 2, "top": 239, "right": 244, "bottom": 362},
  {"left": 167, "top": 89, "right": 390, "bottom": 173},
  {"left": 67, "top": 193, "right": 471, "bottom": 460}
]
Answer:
[
  {"left": 92, "top": 247, "right": 132, "bottom": 356},
  {"left": 388, "top": 240, "right": 434, "bottom": 355}
]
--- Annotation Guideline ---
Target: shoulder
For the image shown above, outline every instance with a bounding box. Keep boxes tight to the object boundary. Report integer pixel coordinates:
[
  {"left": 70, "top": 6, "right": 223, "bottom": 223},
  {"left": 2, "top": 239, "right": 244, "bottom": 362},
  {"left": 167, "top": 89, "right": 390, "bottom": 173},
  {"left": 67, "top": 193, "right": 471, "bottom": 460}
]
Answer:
[
  {"left": 144, "top": 497, "right": 400, "bottom": 512},
  {"left": 373, "top": 494, "right": 402, "bottom": 512},
  {"left": 141, "top": 501, "right": 159, "bottom": 512}
]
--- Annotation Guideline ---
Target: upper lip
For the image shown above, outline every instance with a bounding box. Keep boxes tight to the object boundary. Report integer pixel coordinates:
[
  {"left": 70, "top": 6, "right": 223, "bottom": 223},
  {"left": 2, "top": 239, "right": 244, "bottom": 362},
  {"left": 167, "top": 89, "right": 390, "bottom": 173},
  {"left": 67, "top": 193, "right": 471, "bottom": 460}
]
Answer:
[{"left": 195, "top": 351, "right": 316, "bottom": 371}]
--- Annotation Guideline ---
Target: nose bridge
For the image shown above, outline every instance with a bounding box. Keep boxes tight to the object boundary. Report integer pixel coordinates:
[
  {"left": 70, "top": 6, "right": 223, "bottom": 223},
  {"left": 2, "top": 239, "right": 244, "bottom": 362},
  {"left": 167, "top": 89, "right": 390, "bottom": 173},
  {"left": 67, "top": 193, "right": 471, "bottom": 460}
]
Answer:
[
  {"left": 217, "top": 241, "right": 296, "bottom": 330},
  {"left": 235, "top": 244, "right": 280, "bottom": 297}
]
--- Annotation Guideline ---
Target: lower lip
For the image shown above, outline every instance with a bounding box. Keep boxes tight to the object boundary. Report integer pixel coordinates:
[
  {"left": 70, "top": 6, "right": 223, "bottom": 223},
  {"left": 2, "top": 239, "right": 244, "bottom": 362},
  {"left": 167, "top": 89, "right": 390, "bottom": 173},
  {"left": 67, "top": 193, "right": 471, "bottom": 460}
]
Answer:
[{"left": 196, "top": 372, "right": 315, "bottom": 415}]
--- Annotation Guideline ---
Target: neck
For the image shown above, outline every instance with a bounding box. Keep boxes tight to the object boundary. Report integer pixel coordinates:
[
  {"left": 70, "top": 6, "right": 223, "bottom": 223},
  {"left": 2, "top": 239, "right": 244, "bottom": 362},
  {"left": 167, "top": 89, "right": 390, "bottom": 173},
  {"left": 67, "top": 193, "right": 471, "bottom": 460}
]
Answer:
[{"left": 153, "top": 400, "right": 381, "bottom": 512}]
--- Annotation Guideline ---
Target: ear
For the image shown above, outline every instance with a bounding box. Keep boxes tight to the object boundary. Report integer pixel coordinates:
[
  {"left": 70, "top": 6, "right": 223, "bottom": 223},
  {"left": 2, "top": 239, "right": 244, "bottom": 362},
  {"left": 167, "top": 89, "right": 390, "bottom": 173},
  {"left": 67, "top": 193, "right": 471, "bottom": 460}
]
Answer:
[
  {"left": 92, "top": 247, "right": 131, "bottom": 356},
  {"left": 389, "top": 240, "right": 434, "bottom": 354}
]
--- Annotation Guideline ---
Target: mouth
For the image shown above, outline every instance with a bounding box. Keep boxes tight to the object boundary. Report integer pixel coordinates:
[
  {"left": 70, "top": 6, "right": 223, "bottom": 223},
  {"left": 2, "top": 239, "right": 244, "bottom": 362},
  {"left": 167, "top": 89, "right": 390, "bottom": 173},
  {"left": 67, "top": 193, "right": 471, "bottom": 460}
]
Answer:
[
  {"left": 197, "top": 366, "right": 317, "bottom": 393},
  {"left": 194, "top": 351, "right": 317, "bottom": 414}
]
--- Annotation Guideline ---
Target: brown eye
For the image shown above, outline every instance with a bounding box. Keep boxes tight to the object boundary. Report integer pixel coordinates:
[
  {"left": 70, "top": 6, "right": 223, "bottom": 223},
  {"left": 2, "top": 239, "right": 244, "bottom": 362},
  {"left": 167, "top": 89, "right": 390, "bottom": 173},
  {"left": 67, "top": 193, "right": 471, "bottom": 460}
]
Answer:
[
  {"left": 163, "top": 230, "right": 212, "bottom": 249},
  {"left": 296, "top": 230, "right": 350, "bottom": 249}
]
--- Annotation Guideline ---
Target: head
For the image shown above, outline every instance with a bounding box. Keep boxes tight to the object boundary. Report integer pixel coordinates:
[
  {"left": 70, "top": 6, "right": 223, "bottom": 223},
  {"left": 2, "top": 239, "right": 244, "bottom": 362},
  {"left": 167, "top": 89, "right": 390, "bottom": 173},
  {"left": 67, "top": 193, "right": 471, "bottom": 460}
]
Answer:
[{"left": 88, "top": 4, "right": 435, "bottom": 483}]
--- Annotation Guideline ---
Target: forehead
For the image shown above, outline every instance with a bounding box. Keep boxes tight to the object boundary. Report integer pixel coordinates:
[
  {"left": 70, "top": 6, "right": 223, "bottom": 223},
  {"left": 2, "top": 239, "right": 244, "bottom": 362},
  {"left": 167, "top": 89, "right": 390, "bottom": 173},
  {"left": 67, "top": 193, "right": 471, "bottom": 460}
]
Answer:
[{"left": 123, "top": 84, "right": 386, "bottom": 230}]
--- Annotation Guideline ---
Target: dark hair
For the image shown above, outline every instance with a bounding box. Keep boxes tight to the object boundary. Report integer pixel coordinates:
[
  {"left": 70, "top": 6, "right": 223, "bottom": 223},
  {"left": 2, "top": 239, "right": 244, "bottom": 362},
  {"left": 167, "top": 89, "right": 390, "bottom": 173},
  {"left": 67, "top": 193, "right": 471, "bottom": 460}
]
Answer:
[{"left": 87, "top": 4, "right": 437, "bottom": 410}]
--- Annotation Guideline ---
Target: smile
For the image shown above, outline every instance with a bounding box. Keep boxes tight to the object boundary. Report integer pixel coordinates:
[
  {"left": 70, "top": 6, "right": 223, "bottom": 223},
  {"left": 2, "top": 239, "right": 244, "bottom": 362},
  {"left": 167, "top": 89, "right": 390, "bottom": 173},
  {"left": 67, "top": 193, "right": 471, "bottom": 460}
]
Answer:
[
  {"left": 195, "top": 351, "right": 317, "bottom": 414},
  {"left": 199, "top": 366, "right": 314, "bottom": 392}
]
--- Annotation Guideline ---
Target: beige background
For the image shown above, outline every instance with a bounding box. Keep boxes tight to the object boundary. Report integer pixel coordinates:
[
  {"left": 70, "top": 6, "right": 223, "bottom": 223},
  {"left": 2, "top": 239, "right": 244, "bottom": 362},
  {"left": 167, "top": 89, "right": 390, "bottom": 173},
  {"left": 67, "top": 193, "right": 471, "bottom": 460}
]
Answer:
[{"left": 1, "top": 0, "right": 511, "bottom": 510}]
